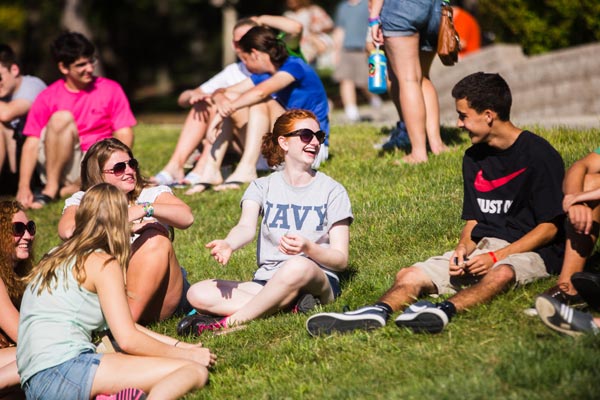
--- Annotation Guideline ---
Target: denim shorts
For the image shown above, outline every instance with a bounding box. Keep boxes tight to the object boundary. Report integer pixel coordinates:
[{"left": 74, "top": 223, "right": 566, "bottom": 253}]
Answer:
[
  {"left": 23, "top": 351, "right": 102, "bottom": 400},
  {"left": 381, "top": 0, "right": 441, "bottom": 52}
]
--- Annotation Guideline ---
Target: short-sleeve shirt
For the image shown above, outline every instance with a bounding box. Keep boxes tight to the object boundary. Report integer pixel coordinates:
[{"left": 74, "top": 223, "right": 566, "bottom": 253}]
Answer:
[
  {"left": 241, "top": 171, "right": 353, "bottom": 281},
  {"left": 334, "top": 0, "right": 370, "bottom": 50},
  {"left": 1, "top": 75, "right": 46, "bottom": 137},
  {"left": 250, "top": 56, "right": 330, "bottom": 144},
  {"left": 199, "top": 62, "right": 251, "bottom": 94},
  {"left": 461, "top": 130, "right": 565, "bottom": 273},
  {"left": 23, "top": 77, "right": 136, "bottom": 151},
  {"left": 594, "top": 146, "right": 600, "bottom": 155}
]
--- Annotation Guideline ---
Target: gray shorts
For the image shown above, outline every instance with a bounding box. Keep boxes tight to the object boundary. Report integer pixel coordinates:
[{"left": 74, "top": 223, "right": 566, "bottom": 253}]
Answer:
[
  {"left": 381, "top": 0, "right": 441, "bottom": 52},
  {"left": 333, "top": 50, "right": 369, "bottom": 87},
  {"left": 414, "top": 237, "right": 550, "bottom": 296}
]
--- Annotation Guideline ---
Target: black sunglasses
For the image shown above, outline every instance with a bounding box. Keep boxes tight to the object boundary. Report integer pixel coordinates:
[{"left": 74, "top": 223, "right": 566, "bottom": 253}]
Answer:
[
  {"left": 13, "top": 221, "right": 36, "bottom": 237},
  {"left": 102, "top": 158, "right": 138, "bottom": 176},
  {"left": 282, "top": 129, "right": 326, "bottom": 144}
]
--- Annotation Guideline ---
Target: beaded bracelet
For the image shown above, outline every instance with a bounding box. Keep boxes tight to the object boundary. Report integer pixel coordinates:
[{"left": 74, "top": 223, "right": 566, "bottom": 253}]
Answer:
[
  {"left": 142, "top": 202, "right": 154, "bottom": 218},
  {"left": 368, "top": 16, "right": 381, "bottom": 27}
]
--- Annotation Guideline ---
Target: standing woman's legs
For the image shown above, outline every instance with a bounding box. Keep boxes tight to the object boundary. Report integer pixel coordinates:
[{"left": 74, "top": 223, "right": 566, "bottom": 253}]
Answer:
[
  {"left": 420, "top": 51, "right": 447, "bottom": 155},
  {"left": 384, "top": 34, "right": 429, "bottom": 164}
]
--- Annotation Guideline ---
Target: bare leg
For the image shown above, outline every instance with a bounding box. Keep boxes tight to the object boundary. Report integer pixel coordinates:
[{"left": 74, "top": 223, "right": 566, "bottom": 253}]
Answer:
[
  {"left": 92, "top": 354, "right": 208, "bottom": 400},
  {"left": 39, "top": 111, "right": 79, "bottom": 200},
  {"left": 384, "top": 34, "right": 428, "bottom": 164},
  {"left": 0, "top": 126, "right": 17, "bottom": 173},
  {"left": 0, "top": 348, "right": 21, "bottom": 396},
  {"left": 340, "top": 79, "right": 359, "bottom": 121},
  {"left": 127, "top": 228, "right": 184, "bottom": 324},
  {"left": 160, "top": 104, "right": 214, "bottom": 181},
  {"left": 420, "top": 51, "right": 448, "bottom": 155},
  {"left": 447, "top": 264, "right": 515, "bottom": 311},
  {"left": 378, "top": 266, "right": 436, "bottom": 311},
  {"left": 187, "top": 257, "right": 332, "bottom": 325}
]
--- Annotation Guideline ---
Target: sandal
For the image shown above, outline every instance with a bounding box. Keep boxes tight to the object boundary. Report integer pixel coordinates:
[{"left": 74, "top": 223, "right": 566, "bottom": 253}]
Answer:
[
  {"left": 31, "top": 193, "right": 56, "bottom": 209},
  {"left": 151, "top": 170, "right": 176, "bottom": 186}
]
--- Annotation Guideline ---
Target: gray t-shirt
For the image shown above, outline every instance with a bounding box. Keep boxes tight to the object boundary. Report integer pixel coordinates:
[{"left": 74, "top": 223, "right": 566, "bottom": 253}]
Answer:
[
  {"left": 3, "top": 75, "right": 46, "bottom": 135},
  {"left": 242, "top": 171, "right": 353, "bottom": 281}
]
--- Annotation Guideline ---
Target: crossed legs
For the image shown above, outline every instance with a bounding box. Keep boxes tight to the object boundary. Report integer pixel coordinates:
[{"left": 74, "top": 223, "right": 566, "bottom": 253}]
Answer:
[{"left": 186, "top": 256, "right": 333, "bottom": 325}]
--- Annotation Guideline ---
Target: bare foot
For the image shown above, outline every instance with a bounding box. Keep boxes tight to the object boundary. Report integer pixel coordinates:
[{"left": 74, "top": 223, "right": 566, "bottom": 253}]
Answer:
[
  {"left": 431, "top": 144, "right": 451, "bottom": 155},
  {"left": 393, "top": 154, "right": 427, "bottom": 166},
  {"left": 184, "top": 181, "right": 222, "bottom": 195},
  {"left": 59, "top": 183, "right": 81, "bottom": 198}
]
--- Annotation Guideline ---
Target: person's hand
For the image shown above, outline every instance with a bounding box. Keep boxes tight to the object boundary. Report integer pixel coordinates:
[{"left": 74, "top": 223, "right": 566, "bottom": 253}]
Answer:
[
  {"left": 206, "top": 239, "right": 233, "bottom": 265},
  {"left": 449, "top": 245, "right": 469, "bottom": 276},
  {"left": 566, "top": 203, "right": 594, "bottom": 235},
  {"left": 371, "top": 24, "right": 383, "bottom": 46},
  {"left": 186, "top": 346, "right": 217, "bottom": 368},
  {"left": 463, "top": 252, "right": 496, "bottom": 276},
  {"left": 278, "top": 232, "right": 309, "bottom": 255},
  {"left": 213, "top": 96, "right": 235, "bottom": 118},
  {"left": 205, "top": 114, "right": 224, "bottom": 144},
  {"left": 16, "top": 188, "right": 33, "bottom": 209}
]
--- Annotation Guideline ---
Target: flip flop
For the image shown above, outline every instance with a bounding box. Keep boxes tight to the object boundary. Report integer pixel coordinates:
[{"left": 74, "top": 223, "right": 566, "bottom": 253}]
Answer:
[
  {"left": 182, "top": 171, "right": 203, "bottom": 186},
  {"left": 31, "top": 193, "right": 56, "bottom": 209},
  {"left": 184, "top": 182, "right": 213, "bottom": 195},
  {"left": 213, "top": 181, "right": 244, "bottom": 192},
  {"left": 152, "top": 170, "right": 175, "bottom": 186}
]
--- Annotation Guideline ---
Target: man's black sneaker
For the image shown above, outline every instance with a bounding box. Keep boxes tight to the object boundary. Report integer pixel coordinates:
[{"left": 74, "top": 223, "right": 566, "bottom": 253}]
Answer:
[
  {"left": 535, "top": 293, "right": 599, "bottom": 337},
  {"left": 395, "top": 300, "right": 448, "bottom": 334},
  {"left": 524, "top": 283, "right": 586, "bottom": 317},
  {"left": 571, "top": 271, "right": 600, "bottom": 311},
  {"left": 306, "top": 305, "right": 387, "bottom": 336}
]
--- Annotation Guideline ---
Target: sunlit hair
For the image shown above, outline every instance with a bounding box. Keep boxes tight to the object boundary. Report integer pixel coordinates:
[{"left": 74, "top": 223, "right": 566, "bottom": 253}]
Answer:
[
  {"left": 81, "top": 138, "right": 145, "bottom": 204},
  {"left": 27, "top": 184, "right": 131, "bottom": 295},
  {"left": 261, "top": 109, "right": 318, "bottom": 167},
  {"left": 0, "top": 200, "right": 33, "bottom": 307},
  {"left": 238, "top": 25, "right": 288, "bottom": 69}
]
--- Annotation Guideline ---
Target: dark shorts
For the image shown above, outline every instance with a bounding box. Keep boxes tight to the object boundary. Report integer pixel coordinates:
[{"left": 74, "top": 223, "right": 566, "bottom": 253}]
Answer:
[
  {"left": 175, "top": 267, "right": 193, "bottom": 315},
  {"left": 252, "top": 273, "right": 341, "bottom": 299},
  {"left": 381, "top": 0, "right": 441, "bottom": 52}
]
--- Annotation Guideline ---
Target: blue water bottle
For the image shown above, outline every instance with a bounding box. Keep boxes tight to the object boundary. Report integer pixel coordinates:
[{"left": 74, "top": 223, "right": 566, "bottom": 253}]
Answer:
[{"left": 368, "top": 44, "right": 387, "bottom": 94}]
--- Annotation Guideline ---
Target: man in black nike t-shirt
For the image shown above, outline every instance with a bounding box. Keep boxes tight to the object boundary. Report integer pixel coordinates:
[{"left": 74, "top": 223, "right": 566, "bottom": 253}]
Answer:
[{"left": 306, "top": 72, "right": 566, "bottom": 336}]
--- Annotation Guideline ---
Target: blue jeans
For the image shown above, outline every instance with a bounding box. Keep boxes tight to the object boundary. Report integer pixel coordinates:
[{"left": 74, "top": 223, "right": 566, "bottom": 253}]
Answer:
[
  {"left": 381, "top": 0, "right": 442, "bottom": 51},
  {"left": 23, "top": 351, "right": 102, "bottom": 400}
]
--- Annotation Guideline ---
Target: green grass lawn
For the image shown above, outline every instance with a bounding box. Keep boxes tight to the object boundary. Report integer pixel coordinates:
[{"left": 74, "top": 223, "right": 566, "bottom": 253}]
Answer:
[{"left": 28, "top": 122, "right": 600, "bottom": 399}]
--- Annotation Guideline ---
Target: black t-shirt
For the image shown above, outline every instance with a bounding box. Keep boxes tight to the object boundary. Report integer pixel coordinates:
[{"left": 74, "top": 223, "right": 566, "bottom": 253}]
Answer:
[{"left": 462, "top": 131, "right": 565, "bottom": 273}]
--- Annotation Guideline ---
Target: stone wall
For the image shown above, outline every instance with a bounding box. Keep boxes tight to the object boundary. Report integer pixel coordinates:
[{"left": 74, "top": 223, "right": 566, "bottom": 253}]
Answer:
[{"left": 430, "top": 42, "right": 600, "bottom": 128}]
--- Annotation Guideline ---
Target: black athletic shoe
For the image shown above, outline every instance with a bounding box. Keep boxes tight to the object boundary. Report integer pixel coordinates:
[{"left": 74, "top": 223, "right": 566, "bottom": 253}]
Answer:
[
  {"left": 535, "top": 294, "right": 600, "bottom": 337},
  {"left": 292, "top": 293, "right": 321, "bottom": 314},
  {"left": 177, "top": 313, "right": 223, "bottom": 336},
  {"left": 395, "top": 300, "right": 448, "bottom": 334},
  {"left": 306, "top": 305, "right": 387, "bottom": 336},
  {"left": 571, "top": 271, "right": 600, "bottom": 311}
]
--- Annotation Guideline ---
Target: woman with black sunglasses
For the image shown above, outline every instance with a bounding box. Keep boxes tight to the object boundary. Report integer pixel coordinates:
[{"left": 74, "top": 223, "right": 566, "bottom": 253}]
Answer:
[
  {"left": 0, "top": 200, "right": 35, "bottom": 399},
  {"left": 178, "top": 109, "right": 352, "bottom": 335},
  {"left": 58, "top": 138, "right": 194, "bottom": 325}
]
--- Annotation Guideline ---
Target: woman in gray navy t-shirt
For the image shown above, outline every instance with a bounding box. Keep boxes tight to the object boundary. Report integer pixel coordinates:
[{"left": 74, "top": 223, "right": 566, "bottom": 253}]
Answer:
[{"left": 179, "top": 109, "right": 353, "bottom": 336}]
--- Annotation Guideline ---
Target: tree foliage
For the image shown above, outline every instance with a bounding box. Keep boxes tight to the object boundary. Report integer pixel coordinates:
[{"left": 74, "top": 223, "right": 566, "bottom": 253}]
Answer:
[{"left": 478, "top": 0, "right": 600, "bottom": 55}]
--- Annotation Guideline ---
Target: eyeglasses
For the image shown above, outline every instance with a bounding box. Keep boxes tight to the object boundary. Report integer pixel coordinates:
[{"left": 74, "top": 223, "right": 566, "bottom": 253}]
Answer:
[
  {"left": 102, "top": 158, "right": 138, "bottom": 176},
  {"left": 13, "top": 221, "right": 36, "bottom": 237},
  {"left": 282, "top": 129, "right": 326, "bottom": 144}
]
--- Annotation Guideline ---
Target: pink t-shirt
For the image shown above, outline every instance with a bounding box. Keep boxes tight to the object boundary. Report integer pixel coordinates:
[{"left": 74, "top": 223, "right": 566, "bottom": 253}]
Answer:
[{"left": 23, "top": 76, "right": 136, "bottom": 151}]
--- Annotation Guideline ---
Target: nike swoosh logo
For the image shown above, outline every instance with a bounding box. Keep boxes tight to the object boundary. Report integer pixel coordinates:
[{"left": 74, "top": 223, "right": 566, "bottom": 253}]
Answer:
[{"left": 474, "top": 168, "right": 527, "bottom": 192}]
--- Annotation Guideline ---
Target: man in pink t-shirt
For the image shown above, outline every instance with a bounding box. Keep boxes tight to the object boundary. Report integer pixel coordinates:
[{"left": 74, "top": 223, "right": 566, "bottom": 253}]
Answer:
[{"left": 17, "top": 32, "right": 136, "bottom": 209}]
